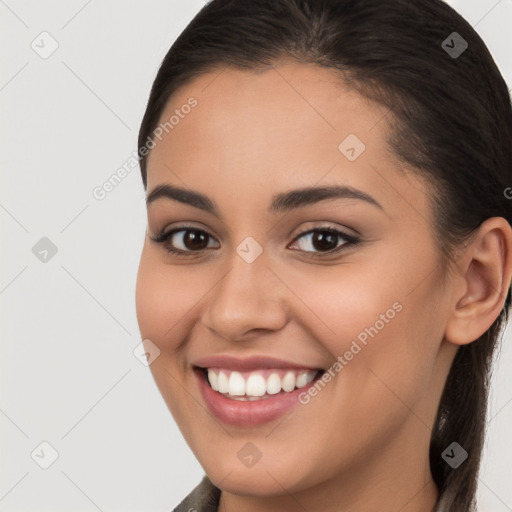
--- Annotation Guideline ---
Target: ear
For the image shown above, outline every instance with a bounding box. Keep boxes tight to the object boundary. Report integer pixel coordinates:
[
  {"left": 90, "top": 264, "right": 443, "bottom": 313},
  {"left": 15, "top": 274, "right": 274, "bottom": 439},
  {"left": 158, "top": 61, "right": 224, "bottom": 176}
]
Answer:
[{"left": 444, "top": 217, "right": 512, "bottom": 346}]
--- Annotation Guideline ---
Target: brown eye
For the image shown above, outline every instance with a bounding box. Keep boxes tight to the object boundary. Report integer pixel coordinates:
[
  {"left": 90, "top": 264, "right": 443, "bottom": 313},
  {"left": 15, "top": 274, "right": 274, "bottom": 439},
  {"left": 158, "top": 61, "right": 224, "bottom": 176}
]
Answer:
[
  {"left": 179, "top": 230, "right": 209, "bottom": 250},
  {"left": 311, "top": 230, "right": 338, "bottom": 251},
  {"left": 151, "top": 228, "right": 220, "bottom": 254},
  {"left": 289, "top": 228, "right": 358, "bottom": 255}
]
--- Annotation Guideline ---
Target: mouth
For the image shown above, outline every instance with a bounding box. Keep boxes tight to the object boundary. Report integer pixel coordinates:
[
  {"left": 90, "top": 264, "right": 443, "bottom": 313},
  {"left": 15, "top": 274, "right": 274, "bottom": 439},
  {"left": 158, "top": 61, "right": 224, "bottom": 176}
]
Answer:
[
  {"left": 191, "top": 355, "right": 327, "bottom": 426},
  {"left": 196, "top": 366, "right": 324, "bottom": 401},
  {"left": 193, "top": 364, "right": 326, "bottom": 426}
]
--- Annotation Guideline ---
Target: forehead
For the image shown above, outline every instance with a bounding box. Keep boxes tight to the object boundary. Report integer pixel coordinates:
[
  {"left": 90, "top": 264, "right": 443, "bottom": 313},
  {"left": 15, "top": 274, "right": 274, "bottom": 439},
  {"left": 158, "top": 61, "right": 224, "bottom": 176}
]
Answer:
[
  {"left": 148, "top": 62, "right": 385, "bottom": 161},
  {"left": 145, "top": 61, "right": 428, "bottom": 219}
]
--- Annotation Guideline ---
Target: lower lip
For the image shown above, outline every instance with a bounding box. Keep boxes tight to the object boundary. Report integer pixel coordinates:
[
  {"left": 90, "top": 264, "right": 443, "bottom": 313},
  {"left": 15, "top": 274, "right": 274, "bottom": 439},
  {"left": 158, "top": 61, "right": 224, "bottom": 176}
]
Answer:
[{"left": 194, "top": 368, "right": 322, "bottom": 427}]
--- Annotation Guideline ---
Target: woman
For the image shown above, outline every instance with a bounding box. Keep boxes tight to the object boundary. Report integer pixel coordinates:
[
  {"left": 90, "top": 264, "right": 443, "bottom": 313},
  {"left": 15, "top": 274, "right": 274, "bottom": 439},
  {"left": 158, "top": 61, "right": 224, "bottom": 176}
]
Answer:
[{"left": 135, "top": 0, "right": 512, "bottom": 510}]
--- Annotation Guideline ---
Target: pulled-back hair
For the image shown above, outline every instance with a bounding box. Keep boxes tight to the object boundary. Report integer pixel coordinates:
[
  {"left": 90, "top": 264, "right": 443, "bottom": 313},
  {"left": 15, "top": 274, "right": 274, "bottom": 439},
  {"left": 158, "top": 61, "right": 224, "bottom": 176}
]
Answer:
[{"left": 138, "top": 1, "right": 512, "bottom": 509}]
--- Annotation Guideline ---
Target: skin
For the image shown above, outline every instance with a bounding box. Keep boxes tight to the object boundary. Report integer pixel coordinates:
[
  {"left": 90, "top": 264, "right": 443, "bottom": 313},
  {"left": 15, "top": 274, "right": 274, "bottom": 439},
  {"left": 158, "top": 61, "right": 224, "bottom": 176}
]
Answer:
[{"left": 135, "top": 61, "right": 512, "bottom": 512}]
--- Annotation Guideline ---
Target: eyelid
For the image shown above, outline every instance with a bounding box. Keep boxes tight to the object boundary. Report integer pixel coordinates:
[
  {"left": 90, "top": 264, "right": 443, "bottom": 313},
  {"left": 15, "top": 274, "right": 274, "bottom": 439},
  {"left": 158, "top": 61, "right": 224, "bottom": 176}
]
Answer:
[
  {"left": 150, "top": 224, "right": 218, "bottom": 246},
  {"left": 289, "top": 224, "right": 358, "bottom": 243},
  {"left": 151, "top": 221, "right": 215, "bottom": 240},
  {"left": 151, "top": 223, "right": 359, "bottom": 256},
  {"left": 287, "top": 226, "right": 358, "bottom": 253}
]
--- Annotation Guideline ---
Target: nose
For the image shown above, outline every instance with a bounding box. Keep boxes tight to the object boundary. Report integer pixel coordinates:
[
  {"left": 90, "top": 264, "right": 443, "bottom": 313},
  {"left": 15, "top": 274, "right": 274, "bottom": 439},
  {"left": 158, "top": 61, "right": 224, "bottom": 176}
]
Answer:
[{"left": 201, "top": 249, "right": 288, "bottom": 342}]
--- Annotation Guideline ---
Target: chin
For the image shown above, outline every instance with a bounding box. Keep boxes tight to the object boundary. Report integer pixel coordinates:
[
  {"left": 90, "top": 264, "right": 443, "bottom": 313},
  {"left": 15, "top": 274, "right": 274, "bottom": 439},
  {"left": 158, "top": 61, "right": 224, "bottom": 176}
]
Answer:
[
  {"left": 211, "top": 470, "right": 295, "bottom": 497},
  {"left": 201, "top": 453, "right": 315, "bottom": 498}
]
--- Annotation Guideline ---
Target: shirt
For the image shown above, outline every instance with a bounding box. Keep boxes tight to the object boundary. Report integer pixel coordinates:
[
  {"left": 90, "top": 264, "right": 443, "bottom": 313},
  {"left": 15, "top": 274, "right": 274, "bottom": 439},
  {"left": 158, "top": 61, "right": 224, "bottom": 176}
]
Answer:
[{"left": 172, "top": 475, "right": 220, "bottom": 512}]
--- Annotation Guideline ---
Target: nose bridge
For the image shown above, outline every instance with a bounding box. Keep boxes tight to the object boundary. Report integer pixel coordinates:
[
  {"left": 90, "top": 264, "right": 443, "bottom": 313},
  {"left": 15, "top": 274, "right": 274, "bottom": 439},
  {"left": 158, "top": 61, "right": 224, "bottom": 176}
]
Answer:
[{"left": 202, "top": 241, "right": 287, "bottom": 340}]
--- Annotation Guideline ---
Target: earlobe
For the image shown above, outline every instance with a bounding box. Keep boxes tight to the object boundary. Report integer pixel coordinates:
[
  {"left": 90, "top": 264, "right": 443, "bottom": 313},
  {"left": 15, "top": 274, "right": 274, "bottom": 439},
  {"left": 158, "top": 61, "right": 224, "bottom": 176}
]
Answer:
[{"left": 444, "top": 217, "right": 512, "bottom": 346}]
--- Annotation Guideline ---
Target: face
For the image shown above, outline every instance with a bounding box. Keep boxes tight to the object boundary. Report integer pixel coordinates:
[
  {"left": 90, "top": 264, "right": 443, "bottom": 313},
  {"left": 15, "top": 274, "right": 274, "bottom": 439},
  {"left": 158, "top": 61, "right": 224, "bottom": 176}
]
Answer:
[{"left": 135, "top": 61, "right": 457, "bottom": 498}]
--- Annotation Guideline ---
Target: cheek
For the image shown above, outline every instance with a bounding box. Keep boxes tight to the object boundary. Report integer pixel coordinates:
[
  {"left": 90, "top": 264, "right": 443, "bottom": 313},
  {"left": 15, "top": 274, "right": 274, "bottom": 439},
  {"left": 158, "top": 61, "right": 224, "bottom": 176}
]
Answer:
[
  {"left": 135, "top": 250, "right": 218, "bottom": 411},
  {"left": 287, "top": 237, "right": 442, "bottom": 368},
  {"left": 135, "top": 250, "right": 202, "bottom": 347},
  {"left": 287, "top": 262, "right": 439, "bottom": 425},
  {"left": 285, "top": 261, "right": 403, "bottom": 354},
  {"left": 135, "top": 252, "right": 204, "bottom": 433}
]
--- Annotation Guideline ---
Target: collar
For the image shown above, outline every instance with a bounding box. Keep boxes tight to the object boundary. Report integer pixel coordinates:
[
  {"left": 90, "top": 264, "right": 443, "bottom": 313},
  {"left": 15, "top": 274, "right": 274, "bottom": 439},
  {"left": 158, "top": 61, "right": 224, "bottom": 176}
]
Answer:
[{"left": 172, "top": 475, "right": 221, "bottom": 512}]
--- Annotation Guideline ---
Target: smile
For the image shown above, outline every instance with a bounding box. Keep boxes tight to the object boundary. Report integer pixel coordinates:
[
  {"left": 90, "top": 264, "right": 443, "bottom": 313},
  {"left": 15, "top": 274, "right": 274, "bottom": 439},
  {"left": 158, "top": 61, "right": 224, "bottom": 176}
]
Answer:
[
  {"left": 205, "top": 368, "right": 320, "bottom": 401},
  {"left": 192, "top": 356, "right": 326, "bottom": 426}
]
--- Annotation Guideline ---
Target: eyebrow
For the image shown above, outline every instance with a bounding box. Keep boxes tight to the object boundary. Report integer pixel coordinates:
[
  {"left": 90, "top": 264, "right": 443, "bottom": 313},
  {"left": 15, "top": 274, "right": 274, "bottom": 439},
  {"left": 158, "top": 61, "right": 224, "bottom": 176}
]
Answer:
[{"left": 145, "top": 183, "right": 383, "bottom": 215}]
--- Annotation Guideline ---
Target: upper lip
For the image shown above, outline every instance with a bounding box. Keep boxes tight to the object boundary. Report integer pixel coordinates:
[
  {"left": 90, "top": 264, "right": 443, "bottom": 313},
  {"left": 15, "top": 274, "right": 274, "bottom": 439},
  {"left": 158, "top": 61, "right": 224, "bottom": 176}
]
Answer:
[{"left": 193, "top": 355, "right": 324, "bottom": 372}]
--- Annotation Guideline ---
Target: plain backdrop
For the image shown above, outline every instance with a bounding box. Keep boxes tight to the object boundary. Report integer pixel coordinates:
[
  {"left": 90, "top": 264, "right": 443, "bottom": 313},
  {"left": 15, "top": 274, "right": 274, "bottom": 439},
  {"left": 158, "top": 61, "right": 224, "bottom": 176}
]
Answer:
[{"left": 1, "top": 1, "right": 511, "bottom": 511}]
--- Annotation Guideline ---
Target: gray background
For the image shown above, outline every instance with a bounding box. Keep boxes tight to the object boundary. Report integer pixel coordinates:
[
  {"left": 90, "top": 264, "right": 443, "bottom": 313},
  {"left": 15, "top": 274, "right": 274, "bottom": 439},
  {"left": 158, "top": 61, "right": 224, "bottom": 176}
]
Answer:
[{"left": 1, "top": 1, "right": 511, "bottom": 510}]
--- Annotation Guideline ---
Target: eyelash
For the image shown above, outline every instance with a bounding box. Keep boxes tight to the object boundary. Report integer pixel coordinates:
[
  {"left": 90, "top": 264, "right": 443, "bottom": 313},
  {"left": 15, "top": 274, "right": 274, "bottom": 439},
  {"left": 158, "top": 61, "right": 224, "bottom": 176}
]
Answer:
[{"left": 150, "top": 225, "right": 360, "bottom": 258}]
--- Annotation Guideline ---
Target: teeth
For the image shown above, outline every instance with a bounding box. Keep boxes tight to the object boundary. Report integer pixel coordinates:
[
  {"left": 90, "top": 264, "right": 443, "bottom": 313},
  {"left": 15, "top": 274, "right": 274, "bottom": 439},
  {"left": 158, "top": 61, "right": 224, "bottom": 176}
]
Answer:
[
  {"left": 266, "top": 373, "right": 282, "bottom": 395},
  {"left": 296, "top": 370, "right": 312, "bottom": 388},
  {"left": 246, "top": 374, "right": 266, "bottom": 396},
  {"left": 206, "top": 368, "right": 319, "bottom": 399},
  {"left": 282, "top": 371, "right": 296, "bottom": 392},
  {"left": 208, "top": 370, "right": 219, "bottom": 391},
  {"left": 228, "top": 371, "right": 245, "bottom": 396},
  {"left": 217, "top": 371, "right": 229, "bottom": 393}
]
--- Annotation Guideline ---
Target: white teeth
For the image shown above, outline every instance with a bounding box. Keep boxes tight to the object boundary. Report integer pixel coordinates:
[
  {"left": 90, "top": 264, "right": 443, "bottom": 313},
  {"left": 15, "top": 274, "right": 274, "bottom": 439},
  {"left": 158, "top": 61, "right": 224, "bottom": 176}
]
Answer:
[
  {"left": 281, "top": 371, "right": 296, "bottom": 392},
  {"left": 266, "top": 373, "right": 282, "bottom": 395},
  {"left": 296, "top": 370, "right": 316, "bottom": 388},
  {"left": 206, "top": 368, "right": 320, "bottom": 398},
  {"left": 217, "top": 371, "right": 229, "bottom": 393},
  {"left": 207, "top": 369, "right": 219, "bottom": 391},
  {"left": 228, "top": 371, "right": 245, "bottom": 396},
  {"left": 246, "top": 374, "right": 266, "bottom": 396}
]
